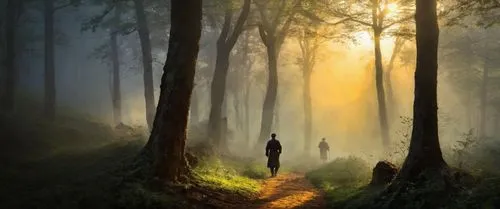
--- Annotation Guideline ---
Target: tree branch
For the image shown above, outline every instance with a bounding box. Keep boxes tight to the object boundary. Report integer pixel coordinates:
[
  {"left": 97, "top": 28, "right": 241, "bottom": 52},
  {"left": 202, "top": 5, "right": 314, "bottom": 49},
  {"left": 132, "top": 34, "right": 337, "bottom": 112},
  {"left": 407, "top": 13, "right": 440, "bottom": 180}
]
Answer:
[
  {"left": 217, "top": 7, "right": 233, "bottom": 46},
  {"left": 336, "top": 12, "right": 372, "bottom": 27},
  {"left": 258, "top": 24, "right": 269, "bottom": 45},
  {"left": 382, "top": 14, "right": 414, "bottom": 30},
  {"left": 255, "top": 0, "right": 272, "bottom": 33},
  {"left": 226, "top": 0, "right": 252, "bottom": 48}
]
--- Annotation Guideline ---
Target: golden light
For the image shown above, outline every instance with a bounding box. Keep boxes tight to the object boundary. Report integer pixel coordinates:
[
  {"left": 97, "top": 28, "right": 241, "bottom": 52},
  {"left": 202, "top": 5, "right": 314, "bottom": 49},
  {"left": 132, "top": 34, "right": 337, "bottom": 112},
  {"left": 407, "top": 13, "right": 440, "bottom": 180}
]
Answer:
[
  {"left": 353, "top": 31, "right": 373, "bottom": 47},
  {"left": 386, "top": 3, "right": 398, "bottom": 13}
]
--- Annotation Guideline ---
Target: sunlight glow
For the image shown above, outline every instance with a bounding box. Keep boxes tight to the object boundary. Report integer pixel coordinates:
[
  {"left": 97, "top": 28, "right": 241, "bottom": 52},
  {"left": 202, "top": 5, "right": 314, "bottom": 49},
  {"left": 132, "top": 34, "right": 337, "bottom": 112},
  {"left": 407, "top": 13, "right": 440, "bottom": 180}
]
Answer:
[
  {"left": 386, "top": 3, "right": 398, "bottom": 13},
  {"left": 354, "top": 31, "right": 373, "bottom": 47}
]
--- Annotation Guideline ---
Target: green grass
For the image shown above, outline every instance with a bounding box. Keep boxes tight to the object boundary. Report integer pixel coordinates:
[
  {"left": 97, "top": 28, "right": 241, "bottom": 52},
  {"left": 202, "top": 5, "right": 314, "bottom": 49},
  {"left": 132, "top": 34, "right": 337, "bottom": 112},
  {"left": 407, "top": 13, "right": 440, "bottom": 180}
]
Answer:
[
  {"left": 306, "top": 156, "right": 371, "bottom": 188},
  {"left": 193, "top": 157, "right": 261, "bottom": 196}
]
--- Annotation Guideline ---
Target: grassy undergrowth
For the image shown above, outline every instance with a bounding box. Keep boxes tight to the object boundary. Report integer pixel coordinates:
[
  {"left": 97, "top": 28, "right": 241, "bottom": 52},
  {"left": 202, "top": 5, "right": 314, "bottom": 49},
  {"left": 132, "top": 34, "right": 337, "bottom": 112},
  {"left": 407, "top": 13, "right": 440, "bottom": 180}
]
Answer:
[
  {"left": 0, "top": 109, "right": 269, "bottom": 209},
  {"left": 305, "top": 156, "right": 374, "bottom": 208},
  {"left": 306, "top": 154, "right": 500, "bottom": 209},
  {"left": 193, "top": 157, "right": 262, "bottom": 196}
]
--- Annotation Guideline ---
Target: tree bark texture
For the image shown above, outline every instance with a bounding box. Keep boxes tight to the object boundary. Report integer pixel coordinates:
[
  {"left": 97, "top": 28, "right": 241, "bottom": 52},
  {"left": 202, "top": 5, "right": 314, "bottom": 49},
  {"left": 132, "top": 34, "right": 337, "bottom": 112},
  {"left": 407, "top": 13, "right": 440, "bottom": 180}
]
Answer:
[
  {"left": 257, "top": 42, "right": 278, "bottom": 143},
  {"left": 396, "top": 0, "right": 447, "bottom": 181},
  {"left": 145, "top": 0, "right": 202, "bottom": 183}
]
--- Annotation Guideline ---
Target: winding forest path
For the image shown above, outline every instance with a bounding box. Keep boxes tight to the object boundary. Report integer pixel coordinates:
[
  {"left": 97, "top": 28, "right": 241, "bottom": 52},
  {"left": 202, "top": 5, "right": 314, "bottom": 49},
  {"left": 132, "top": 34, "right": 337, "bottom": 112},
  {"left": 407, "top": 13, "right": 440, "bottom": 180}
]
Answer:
[{"left": 247, "top": 173, "right": 326, "bottom": 209}]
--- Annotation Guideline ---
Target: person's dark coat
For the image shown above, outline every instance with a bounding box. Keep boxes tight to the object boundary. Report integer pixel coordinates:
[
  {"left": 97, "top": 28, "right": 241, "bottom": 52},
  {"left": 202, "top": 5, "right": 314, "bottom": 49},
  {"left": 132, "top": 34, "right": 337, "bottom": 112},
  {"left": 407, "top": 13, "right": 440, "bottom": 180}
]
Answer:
[
  {"left": 318, "top": 141, "right": 329, "bottom": 160},
  {"left": 266, "top": 139, "right": 282, "bottom": 168}
]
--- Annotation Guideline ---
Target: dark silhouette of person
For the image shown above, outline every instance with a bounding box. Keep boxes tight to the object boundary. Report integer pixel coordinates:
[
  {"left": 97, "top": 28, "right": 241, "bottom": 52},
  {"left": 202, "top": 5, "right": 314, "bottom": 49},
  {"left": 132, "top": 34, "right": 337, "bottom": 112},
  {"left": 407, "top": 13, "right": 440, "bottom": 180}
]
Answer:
[
  {"left": 318, "top": 138, "right": 330, "bottom": 163},
  {"left": 265, "top": 133, "right": 282, "bottom": 177}
]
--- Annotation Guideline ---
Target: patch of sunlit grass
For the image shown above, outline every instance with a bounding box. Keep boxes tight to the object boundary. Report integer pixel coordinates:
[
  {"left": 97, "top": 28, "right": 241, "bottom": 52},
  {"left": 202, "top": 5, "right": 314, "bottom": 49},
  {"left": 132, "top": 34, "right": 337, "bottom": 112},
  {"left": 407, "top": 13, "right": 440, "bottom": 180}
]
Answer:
[{"left": 193, "top": 158, "right": 261, "bottom": 196}]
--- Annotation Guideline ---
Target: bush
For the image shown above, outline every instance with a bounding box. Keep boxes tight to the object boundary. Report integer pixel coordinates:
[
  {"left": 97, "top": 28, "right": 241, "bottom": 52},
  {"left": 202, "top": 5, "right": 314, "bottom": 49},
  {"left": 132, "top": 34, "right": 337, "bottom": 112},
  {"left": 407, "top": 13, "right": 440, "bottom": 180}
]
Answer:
[
  {"left": 306, "top": 156, "right": 371, "bottom": 190},
  {"left": 241, "top": 162, "right": 268, "bottom": 179}
]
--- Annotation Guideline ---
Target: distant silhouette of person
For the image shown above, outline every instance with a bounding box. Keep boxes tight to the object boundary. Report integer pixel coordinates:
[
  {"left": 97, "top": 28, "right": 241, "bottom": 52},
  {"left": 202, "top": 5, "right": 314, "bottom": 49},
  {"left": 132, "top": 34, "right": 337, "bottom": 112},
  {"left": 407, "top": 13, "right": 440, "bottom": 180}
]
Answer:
[
  {"left": 318, "top": 138, "right": 330, "bottom": 163},
  {"left": 266, "top": 133, "right": 282, "bottom": 177}
]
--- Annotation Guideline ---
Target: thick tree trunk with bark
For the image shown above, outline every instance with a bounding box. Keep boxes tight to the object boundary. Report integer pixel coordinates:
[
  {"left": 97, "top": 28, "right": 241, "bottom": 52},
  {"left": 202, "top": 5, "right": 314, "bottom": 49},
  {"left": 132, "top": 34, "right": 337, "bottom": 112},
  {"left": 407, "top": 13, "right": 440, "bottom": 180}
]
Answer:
[
  {"left": 143, "top": 0, "right": 202, "bottom": 183},
  {"left": 258, "top": 42, "right": 278, "bottom": 143},
  {"left": 44, "top": 0, "right": 56, "bottom": 120},
  {"left": 395, "top": 0, "right": 448, "bottom": 182},
  {"left": 479, "top": 59, "right": 489, "bottom": 139},
  {"left": 1, "top": 0, "right": 21, "bottom": 112},
  {"left": 133, "top": 0, "right": 155, "bottom": 130},
  {"left": 373, "top": 30, "right": 390, "bottom": 148},
  {"left": 110, "top": 30, "right": 122, "bottom": 125}
]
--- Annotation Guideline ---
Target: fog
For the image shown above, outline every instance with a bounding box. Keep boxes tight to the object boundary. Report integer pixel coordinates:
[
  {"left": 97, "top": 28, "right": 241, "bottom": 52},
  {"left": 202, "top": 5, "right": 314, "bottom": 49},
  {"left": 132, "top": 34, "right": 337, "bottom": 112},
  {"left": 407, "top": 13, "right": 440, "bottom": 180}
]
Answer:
[{"left": 1, "top": 0, "right": 496, "bottom": 165}]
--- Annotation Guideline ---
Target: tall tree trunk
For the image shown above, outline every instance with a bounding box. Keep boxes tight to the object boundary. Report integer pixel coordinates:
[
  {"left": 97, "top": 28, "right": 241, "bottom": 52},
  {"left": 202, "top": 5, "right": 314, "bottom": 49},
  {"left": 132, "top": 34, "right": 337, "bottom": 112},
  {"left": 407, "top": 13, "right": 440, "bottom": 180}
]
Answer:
[
  {"left": 110, "top": 29, "right": 122, "bottom": 125},
  {"left": 303, "top": 69, "right": 312, "bottom": 155},
  {"left": 244, "top": 76, "right": 251, "bottom": 144},
  {"left": 257, "top": 42, "right": 278, "bottom": 143},
  {"left": 144, "top": 0, "right": 202, "bottom": 183},
  {"left": 44, "top": 0, "right": 56, "bottom": 120},
  {"left": 2, "top": 0, "right": 21, "bottom": 112},
  {"left": 208, "top": 47, "right": 230, "bottom": 148},
  {"left": 385, "top": 38, "right": 404, "bottom": 117},
  {"left": 133, "top": 0, "right": 155, "bottom": 130},
  {"left": 373, "top": 30, "right": 390, "bottom": 148},
  {"left": 208, "top": 0, "right": 250, "bottom": 150},
  {"left": 274, "top": 94, "right": 280, "bottom": 133},
  {"left": 395, "top": 0, "right": 447, "bottom": 181},
  {"left": 479, "top": 59, "right": 489, "bottom": 139}
]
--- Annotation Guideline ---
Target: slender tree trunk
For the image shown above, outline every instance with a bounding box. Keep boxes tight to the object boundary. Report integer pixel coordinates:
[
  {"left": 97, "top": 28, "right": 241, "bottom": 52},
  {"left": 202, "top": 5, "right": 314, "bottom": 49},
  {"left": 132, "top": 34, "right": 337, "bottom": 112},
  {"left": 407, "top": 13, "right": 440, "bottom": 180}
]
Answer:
[
  {"left": 208, "top": 0, "right": 250, "bottom": 150},
  {"left": 274, "top": 94, "right": 280, "bottom": 133},
  {"left": 244, "top": 76, "right": 251, "bottom": 144},
  {"left": 133, "top": 0, "right": 155, "bottom": 130},
  {"left": 479, "top": 60, "right": 489, "bottom": 139},
  {"left": 110, "top": 30, "right": 122, "bottom": 125},
  {"left": 303, "top": 69, "right": 312, "bottom": 155},
  {"left": 373, "top": 30, "right": 390, "bottom": 148},
  {"left": 44, "top": 0, "right": 56, "bottom": 120},
  {"left": 258, "top": 42, "right": 278, "bottom": 143},
  {"left": 395, "top": 0, "right": 447, "bottom": 181},
  {"left": 385, "top": 38, "right": 404, "bottom": 117},
  {"left": 208, "top": 47, "right": 230, "bottom": 148},
  {"left": 2, "top": 0, "right": 21, "bottom": 112},
  {"left": 144, "top": 0, "right": 202, "bottom": 183}
]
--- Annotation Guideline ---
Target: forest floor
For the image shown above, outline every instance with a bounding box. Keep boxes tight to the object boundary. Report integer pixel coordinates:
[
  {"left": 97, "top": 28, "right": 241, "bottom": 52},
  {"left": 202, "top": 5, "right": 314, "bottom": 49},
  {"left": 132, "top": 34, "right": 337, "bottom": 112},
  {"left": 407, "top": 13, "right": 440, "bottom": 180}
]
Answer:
[{"left": 244, "top": 173, "right": 325, "bottom": 209}]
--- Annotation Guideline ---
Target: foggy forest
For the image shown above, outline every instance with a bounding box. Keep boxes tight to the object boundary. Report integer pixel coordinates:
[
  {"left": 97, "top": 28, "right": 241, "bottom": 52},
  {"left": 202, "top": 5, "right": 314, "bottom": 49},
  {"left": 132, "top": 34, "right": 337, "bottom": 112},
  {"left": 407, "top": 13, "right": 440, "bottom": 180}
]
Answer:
[{"left": 1, "top": 0, "right": 499, "bottom": 208}]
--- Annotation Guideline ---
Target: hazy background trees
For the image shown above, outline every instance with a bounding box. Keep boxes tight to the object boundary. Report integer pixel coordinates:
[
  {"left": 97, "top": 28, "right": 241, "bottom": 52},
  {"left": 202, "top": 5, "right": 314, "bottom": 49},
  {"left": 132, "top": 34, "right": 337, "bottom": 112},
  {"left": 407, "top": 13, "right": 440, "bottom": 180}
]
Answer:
[{"left": 2, "top": 0, "right": 500, "bottom": 162}]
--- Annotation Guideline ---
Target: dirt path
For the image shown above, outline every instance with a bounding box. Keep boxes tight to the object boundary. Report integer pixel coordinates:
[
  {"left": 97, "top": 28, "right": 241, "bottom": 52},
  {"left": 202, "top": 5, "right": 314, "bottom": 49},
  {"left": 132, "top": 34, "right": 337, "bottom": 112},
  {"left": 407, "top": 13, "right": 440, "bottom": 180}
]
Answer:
[{"left": 247, "top": 173, "right": 326, "bottom": 209}]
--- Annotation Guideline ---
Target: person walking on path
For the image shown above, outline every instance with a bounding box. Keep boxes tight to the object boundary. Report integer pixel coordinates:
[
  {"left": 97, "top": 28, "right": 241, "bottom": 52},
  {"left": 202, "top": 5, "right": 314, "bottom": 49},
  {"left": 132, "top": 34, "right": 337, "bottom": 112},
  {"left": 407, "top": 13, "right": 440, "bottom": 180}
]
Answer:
[
  {"left": 318, "top": 138, "right": 330, "bottom": 163},
  {"left": 266, "top": 133, "right": 282, "bottom": 177}
]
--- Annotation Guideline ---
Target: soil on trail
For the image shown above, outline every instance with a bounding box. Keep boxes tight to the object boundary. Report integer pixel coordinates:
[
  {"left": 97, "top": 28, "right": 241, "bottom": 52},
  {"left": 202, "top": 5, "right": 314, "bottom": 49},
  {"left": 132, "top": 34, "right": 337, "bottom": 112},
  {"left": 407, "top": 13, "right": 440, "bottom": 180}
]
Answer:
[
  {"left": 190, "top": 173, "right": 325, "bottom": 209},
  {"left": 248, "top": 173, "right": 325, "bottom": 209}
]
